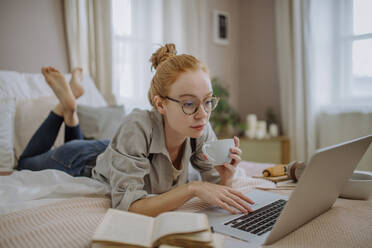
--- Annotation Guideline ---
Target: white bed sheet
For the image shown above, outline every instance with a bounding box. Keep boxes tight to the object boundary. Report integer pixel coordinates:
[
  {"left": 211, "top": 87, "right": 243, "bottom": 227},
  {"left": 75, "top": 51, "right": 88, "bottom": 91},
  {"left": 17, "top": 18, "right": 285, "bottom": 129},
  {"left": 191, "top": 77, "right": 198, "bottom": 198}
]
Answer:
[
  {"left": 0, "top": 161, "right": 276, "bottom": 215},
  {"left": 0, "top": 169, "right": 110, "bottom": 215}
]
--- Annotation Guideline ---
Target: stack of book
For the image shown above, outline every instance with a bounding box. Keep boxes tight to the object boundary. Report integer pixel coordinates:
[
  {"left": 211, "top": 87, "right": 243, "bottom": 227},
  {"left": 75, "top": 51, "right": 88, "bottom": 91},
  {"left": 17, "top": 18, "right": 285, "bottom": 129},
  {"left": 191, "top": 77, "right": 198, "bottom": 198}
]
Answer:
[{"left": 92, "top": 209, "right": 225, "bottom": 248}]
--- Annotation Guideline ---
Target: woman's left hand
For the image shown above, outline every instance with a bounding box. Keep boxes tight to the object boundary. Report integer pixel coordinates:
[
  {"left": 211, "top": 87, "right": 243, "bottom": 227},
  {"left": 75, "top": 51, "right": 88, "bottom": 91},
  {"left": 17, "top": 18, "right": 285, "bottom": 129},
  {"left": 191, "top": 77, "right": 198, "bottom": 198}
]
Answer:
[{"left": 215, "top": 136, "right": 241, "bottom": 185}]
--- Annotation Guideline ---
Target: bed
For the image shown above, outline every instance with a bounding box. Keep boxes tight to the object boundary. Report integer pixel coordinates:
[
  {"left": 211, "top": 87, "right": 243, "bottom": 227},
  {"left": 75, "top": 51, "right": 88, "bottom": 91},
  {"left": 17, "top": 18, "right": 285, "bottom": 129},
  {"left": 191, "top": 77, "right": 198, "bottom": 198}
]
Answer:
[{"left": 0, "top": 70, "right": 371, "bottom": 248}]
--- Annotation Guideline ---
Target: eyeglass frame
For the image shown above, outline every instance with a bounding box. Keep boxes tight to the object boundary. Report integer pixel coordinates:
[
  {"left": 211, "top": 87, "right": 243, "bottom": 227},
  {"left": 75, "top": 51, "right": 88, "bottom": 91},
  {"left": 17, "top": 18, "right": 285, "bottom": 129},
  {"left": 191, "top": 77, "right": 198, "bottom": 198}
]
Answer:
[{"left": 159, "top": 95, "right": 220, "bottom": 115}]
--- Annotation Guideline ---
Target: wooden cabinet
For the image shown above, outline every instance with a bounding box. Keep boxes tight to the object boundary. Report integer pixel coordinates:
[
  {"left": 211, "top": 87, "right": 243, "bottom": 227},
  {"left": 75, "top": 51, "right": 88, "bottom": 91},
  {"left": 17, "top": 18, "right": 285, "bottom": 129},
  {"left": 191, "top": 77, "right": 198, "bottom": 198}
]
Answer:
[{"left": 238, "top": 136, "right": 290, "bottom": 164}]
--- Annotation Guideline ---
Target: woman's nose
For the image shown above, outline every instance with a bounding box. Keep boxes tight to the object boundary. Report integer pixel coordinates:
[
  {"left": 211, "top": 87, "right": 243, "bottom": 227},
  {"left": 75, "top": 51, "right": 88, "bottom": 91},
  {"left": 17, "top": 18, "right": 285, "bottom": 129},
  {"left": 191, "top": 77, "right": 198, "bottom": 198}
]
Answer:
[{"left": 194, "top": 104, "right": 209, "bottom": 118}]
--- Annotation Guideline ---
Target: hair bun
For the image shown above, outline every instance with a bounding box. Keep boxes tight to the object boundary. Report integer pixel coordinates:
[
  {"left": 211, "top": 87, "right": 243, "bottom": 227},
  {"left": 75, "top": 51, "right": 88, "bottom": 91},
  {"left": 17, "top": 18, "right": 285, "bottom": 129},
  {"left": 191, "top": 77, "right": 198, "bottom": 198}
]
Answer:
[{"left": 150, "top": 43, "right": 177, "bottom": 70}]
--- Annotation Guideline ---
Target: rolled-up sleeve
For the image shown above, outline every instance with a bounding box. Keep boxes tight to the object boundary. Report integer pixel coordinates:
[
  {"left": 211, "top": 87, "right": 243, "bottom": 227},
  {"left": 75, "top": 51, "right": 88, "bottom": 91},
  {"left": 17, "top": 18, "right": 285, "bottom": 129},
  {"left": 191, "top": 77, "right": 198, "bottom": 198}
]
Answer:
[
  {"left": 190, "top": 123, "right": 221, "bottom": 183},
  {"left": 93, "top": 111, "right": 152, "bottom": 211}
]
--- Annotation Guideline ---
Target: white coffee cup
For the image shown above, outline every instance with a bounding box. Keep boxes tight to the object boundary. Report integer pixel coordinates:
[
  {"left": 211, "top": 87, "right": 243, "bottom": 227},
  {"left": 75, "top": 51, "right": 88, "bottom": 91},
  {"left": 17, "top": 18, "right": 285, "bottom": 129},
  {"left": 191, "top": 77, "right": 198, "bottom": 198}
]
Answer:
[{"left": 202, "top": 139, "right": 235, "bottom": 165}]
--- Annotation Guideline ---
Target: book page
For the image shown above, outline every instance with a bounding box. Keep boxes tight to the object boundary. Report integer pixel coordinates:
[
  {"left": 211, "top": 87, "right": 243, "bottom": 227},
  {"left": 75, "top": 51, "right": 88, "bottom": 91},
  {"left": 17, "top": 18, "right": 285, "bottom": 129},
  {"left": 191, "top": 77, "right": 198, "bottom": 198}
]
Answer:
[
  {"left": 93, "top": 209, "right": 154, "bottom": 247},
  {"left": 212, "top": 233, "right": 225, "bottom": 248},
  {"left": 163, "top": 230, "right": 212, "bottom": 243},
  {"left": 158, "top": 233, "right": 224, "bottom": 248},
  {"left": 151, "top": 212, "right": 208, "bottom": 244}
]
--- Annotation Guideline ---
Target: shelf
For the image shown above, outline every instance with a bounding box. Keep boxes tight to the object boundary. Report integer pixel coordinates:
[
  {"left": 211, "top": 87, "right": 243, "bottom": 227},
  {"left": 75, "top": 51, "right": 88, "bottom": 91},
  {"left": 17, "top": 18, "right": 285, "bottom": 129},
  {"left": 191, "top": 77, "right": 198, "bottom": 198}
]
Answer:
[{"left": 220, "top": 136, "right": 290, "bottom": 164}]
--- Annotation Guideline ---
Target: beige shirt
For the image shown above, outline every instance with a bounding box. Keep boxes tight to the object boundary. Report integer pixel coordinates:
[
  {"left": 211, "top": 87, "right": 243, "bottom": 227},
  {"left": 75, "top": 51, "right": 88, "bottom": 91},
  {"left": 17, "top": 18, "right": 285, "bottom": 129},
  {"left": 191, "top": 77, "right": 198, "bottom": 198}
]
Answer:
[{"left": 92, "top": 109, "right": 220, "bottom": 211}]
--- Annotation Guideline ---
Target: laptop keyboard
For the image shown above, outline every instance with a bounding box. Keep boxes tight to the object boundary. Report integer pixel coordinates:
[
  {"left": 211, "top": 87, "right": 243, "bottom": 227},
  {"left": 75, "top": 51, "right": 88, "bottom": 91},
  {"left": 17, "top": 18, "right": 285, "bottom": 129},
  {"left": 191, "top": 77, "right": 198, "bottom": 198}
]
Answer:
[{"left": 224, "top": 199, "right": 287, "bottom": 236}]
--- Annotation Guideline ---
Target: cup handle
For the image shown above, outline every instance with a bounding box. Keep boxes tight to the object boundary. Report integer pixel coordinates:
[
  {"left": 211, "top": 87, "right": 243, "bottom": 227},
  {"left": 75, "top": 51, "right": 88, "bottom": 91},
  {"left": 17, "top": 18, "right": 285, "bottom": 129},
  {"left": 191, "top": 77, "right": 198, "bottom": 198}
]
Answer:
[{"left": 202, "top": 143, "right": 216, "bottom": 164}]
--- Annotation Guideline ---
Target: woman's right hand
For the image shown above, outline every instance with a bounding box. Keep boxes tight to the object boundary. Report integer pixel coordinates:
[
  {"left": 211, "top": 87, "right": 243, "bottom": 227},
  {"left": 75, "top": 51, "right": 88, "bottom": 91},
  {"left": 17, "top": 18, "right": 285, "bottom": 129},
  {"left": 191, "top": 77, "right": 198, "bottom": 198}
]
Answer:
[{"left": 188, "top": 181, "right": 255, "bottom": 214}]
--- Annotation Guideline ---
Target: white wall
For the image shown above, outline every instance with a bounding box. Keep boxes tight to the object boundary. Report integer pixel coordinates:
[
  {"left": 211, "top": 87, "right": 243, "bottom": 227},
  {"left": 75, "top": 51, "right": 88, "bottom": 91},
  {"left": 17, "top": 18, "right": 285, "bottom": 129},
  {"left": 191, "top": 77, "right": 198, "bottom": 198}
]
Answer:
[
  {"left": 238, "top": 0, "right": 280, "bottom": 123},
  {"left": 317, "top": 112, "right": 372, "bottom": 171},
  {"left": 204, "top": 0, "right": 241, "bottom": 111},
  {"left": 203, "top": 0, "right": 281, "bottom": 126},
  {"left": 0, "top": 0, "right": 69, "bottom": 73}
]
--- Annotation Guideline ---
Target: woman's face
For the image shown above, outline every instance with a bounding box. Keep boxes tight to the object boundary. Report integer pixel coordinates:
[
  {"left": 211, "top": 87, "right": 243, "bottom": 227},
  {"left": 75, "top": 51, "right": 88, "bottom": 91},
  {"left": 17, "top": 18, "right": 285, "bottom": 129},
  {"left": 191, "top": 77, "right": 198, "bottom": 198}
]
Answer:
[{"left": 161, "top": 69, "right": 213, "bottom": 138}]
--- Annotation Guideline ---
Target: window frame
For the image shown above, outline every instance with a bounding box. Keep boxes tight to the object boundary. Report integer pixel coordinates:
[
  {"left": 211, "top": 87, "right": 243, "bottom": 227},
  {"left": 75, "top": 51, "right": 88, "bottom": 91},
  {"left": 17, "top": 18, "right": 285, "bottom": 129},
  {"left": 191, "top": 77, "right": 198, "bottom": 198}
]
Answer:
[{"left": 336, "top": 0, "right": 372, "bottom": 105}]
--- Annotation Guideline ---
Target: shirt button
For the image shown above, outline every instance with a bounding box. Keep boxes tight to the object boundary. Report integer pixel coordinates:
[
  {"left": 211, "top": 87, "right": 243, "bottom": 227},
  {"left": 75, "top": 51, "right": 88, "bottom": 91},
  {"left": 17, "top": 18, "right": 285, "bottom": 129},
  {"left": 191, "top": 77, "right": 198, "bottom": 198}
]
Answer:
[{"left": 128, "top": 185, "right": 135, "bottom": 191}]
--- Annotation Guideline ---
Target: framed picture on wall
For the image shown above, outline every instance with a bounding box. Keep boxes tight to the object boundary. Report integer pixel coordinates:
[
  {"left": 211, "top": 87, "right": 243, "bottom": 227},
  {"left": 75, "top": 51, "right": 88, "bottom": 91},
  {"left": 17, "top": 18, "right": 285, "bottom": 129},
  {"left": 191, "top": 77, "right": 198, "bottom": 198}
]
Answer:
[{"left": 213, "top": 10, "right": 229, "bottom": 45}]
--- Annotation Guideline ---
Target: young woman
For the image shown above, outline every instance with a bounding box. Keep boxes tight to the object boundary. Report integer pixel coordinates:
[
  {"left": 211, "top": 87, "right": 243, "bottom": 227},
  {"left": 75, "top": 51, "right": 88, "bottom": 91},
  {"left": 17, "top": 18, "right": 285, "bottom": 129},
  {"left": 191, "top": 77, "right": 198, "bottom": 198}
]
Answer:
[{"left": 18, "top": 44, "right": 254, "bottom": 217}]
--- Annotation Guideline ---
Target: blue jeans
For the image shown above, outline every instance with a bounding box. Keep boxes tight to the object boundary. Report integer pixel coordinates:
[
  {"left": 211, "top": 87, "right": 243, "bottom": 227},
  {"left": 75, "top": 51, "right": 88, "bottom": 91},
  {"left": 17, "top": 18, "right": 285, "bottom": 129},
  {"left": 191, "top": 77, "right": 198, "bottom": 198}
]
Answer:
[{"left": 17, "top": 111, "right": 109, "bottom": 177}]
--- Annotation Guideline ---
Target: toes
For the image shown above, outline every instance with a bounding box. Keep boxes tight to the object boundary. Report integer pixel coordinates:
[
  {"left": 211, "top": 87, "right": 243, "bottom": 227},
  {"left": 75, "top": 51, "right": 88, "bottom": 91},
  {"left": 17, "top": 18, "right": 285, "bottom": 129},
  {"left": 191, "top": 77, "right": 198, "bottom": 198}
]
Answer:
[
  {"left": 72, "top": 67, "right": 83, "bottom": 73},
  {"left": 49, "top": 66, "right": 58, "bottom": 72}
]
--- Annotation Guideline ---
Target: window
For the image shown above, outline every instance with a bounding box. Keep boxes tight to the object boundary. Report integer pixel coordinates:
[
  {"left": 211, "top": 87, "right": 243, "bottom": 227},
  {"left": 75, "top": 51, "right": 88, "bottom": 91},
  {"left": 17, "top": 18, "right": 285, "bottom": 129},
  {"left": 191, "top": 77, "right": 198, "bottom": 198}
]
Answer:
[
  {"left": 339, "top": 0, "right": 372, "bottom": 103},
  {"left": 112, "top": 0, "right": 163, "bottom": 111}
]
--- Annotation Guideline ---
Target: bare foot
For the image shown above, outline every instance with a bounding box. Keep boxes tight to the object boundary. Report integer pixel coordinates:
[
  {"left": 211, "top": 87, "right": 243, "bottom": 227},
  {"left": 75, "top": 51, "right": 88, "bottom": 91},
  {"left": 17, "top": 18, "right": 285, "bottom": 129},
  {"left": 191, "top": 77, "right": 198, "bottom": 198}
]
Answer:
[
  {"left": 41, "top": 66, "right": 76, "bottom": 111},
  {"left": 70, "top": 67, "right": 84, "bottom": 99}
]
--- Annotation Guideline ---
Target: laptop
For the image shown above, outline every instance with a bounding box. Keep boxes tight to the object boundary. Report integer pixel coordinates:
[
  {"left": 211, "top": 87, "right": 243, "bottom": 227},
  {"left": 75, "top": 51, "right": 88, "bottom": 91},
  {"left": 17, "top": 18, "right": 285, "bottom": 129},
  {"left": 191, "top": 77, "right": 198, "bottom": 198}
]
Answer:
[{"left": 199, "top": 135, "right": 372, "bottom": 245}]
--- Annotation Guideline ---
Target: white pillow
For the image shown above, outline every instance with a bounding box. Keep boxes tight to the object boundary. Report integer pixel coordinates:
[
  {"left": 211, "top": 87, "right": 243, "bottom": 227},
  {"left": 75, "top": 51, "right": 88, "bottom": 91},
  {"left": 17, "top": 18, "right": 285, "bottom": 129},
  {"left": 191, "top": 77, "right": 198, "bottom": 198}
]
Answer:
[
  {"left": 0, "top": 70, "right": 108, "bottom": 107},
  {"left": 0, "top": 98, "right": 16, "bottom": 171},
  {"left": 77, "top": 105, "right": 125, "bottom": 140},
  {"left": 13, "top": 96, "right": 65, "bottom": 161}
]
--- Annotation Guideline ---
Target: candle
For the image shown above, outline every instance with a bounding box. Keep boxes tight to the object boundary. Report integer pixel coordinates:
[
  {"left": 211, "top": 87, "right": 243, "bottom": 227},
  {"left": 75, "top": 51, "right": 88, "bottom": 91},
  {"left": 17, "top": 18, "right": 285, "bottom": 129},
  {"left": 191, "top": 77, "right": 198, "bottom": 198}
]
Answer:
[
  {"left": 256, "top": 121, "right": 267, "bottom": 139},
  {"left": 269, "top": 123, "right": 279, "bottom": 137},
  {"left": 245, "top": 114, "right": 257, "bottom": 139},
  {"left": 246, "top": 114, "right": 257, "bottom": 130}
]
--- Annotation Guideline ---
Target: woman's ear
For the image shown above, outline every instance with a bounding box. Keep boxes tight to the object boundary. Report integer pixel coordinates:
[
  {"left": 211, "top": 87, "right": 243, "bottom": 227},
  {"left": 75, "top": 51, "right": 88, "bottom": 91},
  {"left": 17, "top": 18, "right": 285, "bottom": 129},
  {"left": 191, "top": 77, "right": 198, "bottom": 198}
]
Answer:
[{"left": 154, "top": 95, "right": 166, "bottom": 114}]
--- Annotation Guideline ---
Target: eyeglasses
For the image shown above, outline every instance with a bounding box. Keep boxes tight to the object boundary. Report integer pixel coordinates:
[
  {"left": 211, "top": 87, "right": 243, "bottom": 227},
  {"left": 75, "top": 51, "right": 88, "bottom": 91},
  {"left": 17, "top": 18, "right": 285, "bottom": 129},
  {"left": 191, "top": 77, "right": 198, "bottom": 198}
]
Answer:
[{"left": 160, "top": 95, "right": 219, "bottom": 115}]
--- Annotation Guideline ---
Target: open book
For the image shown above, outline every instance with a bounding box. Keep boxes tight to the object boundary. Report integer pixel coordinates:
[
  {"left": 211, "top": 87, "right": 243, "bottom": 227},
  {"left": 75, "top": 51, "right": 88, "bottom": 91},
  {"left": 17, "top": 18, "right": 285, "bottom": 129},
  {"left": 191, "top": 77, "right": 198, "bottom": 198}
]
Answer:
[{"left": 92, "top": 209, "right": 224, "bottom": 248}]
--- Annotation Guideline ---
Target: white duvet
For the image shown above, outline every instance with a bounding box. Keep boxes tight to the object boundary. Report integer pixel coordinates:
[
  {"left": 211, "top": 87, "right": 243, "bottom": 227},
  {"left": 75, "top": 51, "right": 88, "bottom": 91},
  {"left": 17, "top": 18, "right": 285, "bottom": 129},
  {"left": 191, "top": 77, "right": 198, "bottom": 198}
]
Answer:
[{"left": 0, "top": 169, "right": 110, "bottom": 215}]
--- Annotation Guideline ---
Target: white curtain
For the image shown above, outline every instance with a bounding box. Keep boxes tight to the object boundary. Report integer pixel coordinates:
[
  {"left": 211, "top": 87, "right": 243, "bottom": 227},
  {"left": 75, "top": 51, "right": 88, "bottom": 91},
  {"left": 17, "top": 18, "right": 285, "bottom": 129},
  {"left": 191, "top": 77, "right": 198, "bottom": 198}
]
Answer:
[
  {"left": 64, "top": 0, "right": 116, "bottom": 105},
  {"left": 275, "top": 0, "right": 334, "bottom": 161},
  {"left": 163, "top": 0, "right": 208, "bottom": 63},
  {"left": 64, "top": 0, "right": 207, "bottom": 110},
  {"left": 111, "top": 0, "right": 163, "bottom": 112},
  {"left": 111, "top": 0, "right": 207, "bottom": 112},
  {"left": 276, "top": 0, "right": 372, "bottom": 162},
  {"left": 275, "top": 0, "right": 313, "bottom": 161}
]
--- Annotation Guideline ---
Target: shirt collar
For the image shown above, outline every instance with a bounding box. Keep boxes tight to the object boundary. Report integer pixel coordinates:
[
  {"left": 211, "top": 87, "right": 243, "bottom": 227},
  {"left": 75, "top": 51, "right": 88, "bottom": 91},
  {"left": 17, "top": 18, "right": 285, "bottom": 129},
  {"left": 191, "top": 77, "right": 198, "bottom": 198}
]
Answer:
[
  {"left": 149, "top": 109, "right": 192, "bottom": 160},
  {"left": 182, "top": 137, "right": 192, "bottom": 163},
  {"left": 149, "top": 109, "right": 167, "bottom": 155}
]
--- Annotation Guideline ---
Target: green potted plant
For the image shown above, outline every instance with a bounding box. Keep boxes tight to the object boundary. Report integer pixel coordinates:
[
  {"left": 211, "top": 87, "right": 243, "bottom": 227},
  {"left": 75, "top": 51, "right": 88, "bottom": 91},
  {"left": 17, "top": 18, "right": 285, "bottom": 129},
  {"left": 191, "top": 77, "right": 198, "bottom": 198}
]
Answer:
[{"left": 210, "top": 77, "right": 244, "bottom": 137}]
